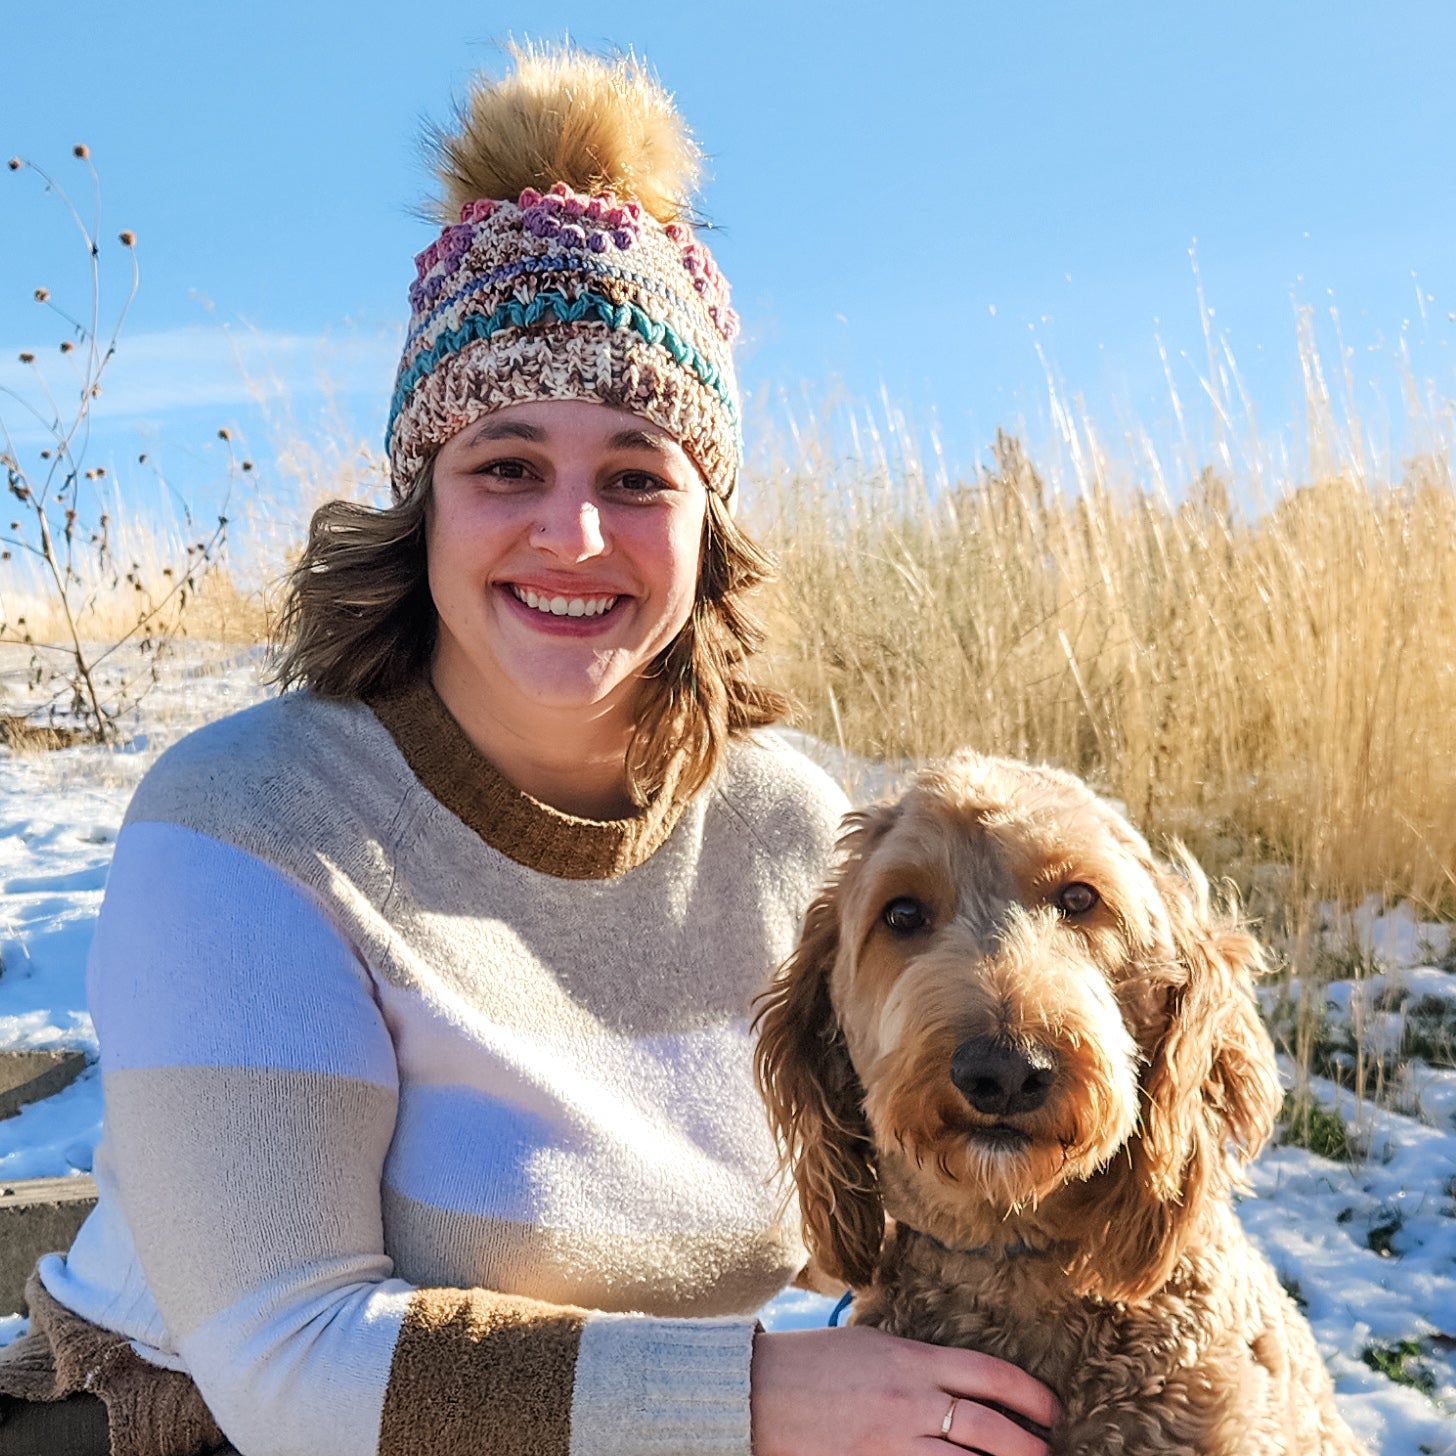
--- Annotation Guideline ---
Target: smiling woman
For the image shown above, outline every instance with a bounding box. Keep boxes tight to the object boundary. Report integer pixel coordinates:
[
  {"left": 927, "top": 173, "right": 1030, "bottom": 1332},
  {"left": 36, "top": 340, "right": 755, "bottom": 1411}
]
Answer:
[
  {"left": 271, "top": 385, "right": 786, "bottom": 814},
  {"left": 426, "top": 400, "right": 709, "bottom": 817},
  {"left": 0, "top": 41, "right": 1055, "bottom": 1456}
]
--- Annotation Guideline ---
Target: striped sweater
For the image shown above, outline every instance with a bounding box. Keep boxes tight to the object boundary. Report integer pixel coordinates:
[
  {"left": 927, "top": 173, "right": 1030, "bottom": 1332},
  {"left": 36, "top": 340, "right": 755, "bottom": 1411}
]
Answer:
[{"left": 37, "top": 680, "right": 848, "bottom": 1456}]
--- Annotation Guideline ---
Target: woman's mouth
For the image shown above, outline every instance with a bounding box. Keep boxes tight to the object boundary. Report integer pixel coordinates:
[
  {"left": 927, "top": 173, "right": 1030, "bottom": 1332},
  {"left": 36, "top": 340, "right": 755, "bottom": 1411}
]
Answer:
[{"left": 508, "top": 584, "right": 620, "bottom": 619}]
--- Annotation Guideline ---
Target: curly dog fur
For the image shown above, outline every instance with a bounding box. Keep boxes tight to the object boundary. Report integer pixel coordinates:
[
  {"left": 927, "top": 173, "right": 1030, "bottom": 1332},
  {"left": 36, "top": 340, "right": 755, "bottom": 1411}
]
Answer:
[{"left": 755, "top": 753, "right": 1367, "bottom": 1455}]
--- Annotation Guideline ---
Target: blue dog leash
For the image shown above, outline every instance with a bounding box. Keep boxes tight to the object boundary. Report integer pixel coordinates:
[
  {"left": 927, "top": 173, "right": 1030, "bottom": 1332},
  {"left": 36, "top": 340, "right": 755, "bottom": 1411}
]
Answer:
[{"left": 827, "top": 1289, "right": 853, "bottom": 1327}]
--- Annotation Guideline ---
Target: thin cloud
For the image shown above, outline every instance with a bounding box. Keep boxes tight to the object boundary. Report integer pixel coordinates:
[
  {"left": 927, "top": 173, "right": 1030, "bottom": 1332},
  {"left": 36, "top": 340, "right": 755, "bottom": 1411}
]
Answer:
[{"left": 0, "top": 323, "right": 401, "bottom": 444}]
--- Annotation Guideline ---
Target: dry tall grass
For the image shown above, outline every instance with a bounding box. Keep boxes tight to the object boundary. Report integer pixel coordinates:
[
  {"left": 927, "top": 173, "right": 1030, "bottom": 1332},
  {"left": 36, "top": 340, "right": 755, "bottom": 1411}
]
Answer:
[
  {"left": 7, "top": 343, "right": 1453, "bottom": 934},
  {"left": 0, "top": 431, "right": 387, "bottom": 687},
  {"left": 0, "top": 528, "right": 266, "bottom": 651},
  {"left": 749, "top": 399, "right": 1456, "bottom": 927}
]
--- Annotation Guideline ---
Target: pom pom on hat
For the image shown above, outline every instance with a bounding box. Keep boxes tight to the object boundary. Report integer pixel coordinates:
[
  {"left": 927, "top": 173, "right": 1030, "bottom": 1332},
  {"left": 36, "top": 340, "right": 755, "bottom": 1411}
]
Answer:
[
  {"left": 390, "top": 41, "right": 740, "bottom": 500},
  {"left": 430, "top": 42, "right": 702, "bottom": 224}
]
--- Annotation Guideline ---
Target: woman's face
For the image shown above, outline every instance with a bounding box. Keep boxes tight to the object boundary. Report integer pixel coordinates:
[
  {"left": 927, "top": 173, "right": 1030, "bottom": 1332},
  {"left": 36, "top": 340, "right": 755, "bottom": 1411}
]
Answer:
[{"left": 426, "top": 398, "right": 709, "bottom": 729}]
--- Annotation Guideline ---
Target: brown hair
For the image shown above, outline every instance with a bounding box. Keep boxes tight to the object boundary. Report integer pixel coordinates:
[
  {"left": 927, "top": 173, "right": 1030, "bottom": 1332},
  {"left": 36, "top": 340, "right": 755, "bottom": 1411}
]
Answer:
[{"left": 273, "top": 469, "right": 789, "bottom": 805}]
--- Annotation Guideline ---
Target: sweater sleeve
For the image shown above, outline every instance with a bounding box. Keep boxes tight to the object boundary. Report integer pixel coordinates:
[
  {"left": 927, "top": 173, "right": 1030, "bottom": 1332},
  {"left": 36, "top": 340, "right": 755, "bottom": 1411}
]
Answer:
[{"left": 87, "top": 819, "right": 757, "bottom": 1456}]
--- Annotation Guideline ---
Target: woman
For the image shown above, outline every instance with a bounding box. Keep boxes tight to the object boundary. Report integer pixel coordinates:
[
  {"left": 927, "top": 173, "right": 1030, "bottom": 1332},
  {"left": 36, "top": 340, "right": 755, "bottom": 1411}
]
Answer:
[{"left": 0, "top": 45, "right": 1055, "bottom": 1456}]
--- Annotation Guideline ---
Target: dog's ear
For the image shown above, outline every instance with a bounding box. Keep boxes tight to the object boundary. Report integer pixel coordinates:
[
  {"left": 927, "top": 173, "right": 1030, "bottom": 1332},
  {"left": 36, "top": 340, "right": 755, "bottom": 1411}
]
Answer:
[
  {"left": 1075, "top": 847, "right": 1282, "bottom": 1303},
  {"left": 1138, "top": 848, "right": 1284, "bottom": 1188},
  {"left": 753, "top": 812, "right": 889, "bottom": 1288}
]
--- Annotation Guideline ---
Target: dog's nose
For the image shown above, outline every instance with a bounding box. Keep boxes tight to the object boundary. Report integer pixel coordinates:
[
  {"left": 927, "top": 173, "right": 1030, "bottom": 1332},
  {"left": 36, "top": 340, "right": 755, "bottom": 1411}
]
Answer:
[{"left": 949, "top": 1037, "right": 1057, "bottom": 1116}]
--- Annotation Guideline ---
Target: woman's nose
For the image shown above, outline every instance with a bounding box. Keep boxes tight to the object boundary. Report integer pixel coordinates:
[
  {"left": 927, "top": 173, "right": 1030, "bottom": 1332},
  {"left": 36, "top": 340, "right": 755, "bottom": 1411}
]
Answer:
[{"left": 531, "top": 488, "right": 606, "bottom": 560}]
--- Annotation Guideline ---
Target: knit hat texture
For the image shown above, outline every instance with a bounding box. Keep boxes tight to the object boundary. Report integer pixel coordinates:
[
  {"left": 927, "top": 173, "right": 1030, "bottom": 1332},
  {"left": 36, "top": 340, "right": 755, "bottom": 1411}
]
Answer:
[{"left": 386, "top": 47, "right": 741, "bottom": 500}]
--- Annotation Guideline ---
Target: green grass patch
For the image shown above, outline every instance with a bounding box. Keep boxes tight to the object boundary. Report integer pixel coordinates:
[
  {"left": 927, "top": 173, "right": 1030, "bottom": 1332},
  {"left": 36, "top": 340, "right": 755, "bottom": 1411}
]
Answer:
[
  {"left": 1361, "top": 1338, "right": 1437, "bottom": 1395},
  {"left": 1278, "top": 1094, "right": 1362, "bottom": 1162}
]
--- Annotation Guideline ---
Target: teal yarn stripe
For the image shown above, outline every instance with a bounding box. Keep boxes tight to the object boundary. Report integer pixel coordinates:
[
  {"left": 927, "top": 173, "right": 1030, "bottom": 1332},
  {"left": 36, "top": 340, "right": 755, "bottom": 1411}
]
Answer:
[{"left": 387, "top": 287, "right": 739, "bottom": 447}]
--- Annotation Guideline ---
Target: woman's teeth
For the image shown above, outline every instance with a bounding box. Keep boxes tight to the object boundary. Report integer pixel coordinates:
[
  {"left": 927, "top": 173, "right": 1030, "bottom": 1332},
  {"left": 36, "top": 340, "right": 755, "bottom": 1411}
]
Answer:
[{"left": 510, "top": 586, "right": 619, "bottom": 618}]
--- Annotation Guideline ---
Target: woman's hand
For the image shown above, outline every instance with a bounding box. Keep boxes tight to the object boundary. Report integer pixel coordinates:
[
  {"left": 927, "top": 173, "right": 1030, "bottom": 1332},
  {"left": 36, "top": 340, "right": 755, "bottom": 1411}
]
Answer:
[{"left": 750, "top": 1327, "right": 1057, "bottom": 1456}]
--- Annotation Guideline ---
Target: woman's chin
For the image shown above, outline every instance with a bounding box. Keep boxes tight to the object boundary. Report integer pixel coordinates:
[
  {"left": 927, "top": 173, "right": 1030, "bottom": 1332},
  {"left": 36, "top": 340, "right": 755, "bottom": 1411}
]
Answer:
[{"left": 518, "top": 675, "right": 625, "bottom": 716}]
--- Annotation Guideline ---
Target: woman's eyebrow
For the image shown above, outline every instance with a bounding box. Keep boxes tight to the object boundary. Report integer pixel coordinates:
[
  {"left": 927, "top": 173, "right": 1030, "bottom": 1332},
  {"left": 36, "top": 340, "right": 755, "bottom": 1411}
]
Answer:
[
  {"left": 607, "top": 427, "right": 676, "bottom": 453},
  {"left": 465, "top": 419, "right": 546, "bottom": 444}
]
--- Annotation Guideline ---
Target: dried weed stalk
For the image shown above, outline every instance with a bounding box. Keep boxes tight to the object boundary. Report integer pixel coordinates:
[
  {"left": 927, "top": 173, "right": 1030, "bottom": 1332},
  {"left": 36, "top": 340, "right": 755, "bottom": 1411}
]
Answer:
[{"left": 0, "top": 149, "right": 241, "bottom": 742}]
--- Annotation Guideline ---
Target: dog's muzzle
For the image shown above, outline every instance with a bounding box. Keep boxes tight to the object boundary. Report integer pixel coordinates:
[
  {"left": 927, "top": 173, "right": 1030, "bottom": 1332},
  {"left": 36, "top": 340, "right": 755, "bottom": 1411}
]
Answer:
[{"left": 949, "top": 1036, "right": 1058, "bottom": 1116}]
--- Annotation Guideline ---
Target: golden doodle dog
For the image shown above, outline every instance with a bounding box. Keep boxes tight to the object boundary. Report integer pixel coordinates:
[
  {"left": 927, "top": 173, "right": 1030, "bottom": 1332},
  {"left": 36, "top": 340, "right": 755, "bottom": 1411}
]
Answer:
[{"left": 755, "top": 753, "right": 1367, "bottom": 1455}]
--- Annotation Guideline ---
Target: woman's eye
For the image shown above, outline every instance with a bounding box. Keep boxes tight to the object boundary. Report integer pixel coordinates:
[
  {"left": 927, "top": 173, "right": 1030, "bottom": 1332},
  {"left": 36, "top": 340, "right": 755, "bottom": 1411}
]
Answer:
[
  {"left": 1056, "top": 882, "right": 1100, "bottom": 917},
  {"left": 614, "top": 470, "right": 668, "bottom": 495},
  {"left": 881, "top": 897, "right": 930, "bottom": 935},
  {"left": 479, "top": 458, "right": 530, "bottom": 480}
]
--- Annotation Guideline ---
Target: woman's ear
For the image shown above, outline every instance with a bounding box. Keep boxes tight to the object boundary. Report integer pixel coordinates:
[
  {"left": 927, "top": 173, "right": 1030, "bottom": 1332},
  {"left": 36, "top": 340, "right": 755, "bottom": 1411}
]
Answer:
[{"left": 753, "top": 811, "right": 893, "bottom": 1288}]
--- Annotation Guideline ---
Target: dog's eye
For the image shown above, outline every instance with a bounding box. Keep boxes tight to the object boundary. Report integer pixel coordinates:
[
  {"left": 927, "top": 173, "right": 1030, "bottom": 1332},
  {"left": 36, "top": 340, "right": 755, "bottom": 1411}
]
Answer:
[
  {"left": 881, "top": 897, "right": 930, "bottom": 935},
  {"left": 1056, "top": 882, "right": 1100, "bottom": 917}
]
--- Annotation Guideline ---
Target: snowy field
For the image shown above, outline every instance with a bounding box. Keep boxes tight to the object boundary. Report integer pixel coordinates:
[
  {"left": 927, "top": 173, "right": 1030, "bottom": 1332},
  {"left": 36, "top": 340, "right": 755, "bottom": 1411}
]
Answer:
[{"left": 0, "top": 648, "right": 1452, "bottom": 1452}]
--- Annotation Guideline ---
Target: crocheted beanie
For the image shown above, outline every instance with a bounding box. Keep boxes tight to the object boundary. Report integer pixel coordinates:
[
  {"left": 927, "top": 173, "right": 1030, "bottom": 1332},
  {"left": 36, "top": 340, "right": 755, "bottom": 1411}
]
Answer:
[{"left": 386, "top": 46, "right": 741, "bottom": 501}]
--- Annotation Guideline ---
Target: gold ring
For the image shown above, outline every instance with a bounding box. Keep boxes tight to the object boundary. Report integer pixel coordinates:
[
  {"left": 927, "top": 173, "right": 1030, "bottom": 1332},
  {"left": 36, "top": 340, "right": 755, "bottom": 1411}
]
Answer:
[{"left": 940, "top": 1397, "right": 959, "bottom": 1439}]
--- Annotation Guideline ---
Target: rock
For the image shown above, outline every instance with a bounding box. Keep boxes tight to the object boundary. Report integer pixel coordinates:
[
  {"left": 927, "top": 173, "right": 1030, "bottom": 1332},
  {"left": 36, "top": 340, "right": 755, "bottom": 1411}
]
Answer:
[{"left": 0, "top": 1049, "right": 88, "bottom": 1121}]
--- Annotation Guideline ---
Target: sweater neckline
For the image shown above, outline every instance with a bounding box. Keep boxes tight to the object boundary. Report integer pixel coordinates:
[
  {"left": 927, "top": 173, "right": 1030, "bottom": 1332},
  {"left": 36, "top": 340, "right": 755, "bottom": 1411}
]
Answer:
[{"left": 366, "top": 676, "right": 692, "bottom": 880}]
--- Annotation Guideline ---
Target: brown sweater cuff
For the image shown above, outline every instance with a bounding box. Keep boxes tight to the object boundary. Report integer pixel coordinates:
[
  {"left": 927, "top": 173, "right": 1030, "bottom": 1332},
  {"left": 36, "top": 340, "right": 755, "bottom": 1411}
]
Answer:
[{"left": 379, "top": 1286, "right": 588, "bottom": 1456}]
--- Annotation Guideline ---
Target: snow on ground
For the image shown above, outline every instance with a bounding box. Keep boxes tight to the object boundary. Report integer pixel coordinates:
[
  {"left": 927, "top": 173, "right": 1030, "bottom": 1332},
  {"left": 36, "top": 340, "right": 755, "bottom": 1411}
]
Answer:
[{"left": 0, "top": 648, "right": 1452, "bottom": 1451}]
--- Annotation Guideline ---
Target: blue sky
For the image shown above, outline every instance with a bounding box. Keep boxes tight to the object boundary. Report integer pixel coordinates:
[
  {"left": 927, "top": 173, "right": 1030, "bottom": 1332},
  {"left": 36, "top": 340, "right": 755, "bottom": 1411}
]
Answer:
[{"left": 3, "top": 2, "right": 1454, "bottom": 515}]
